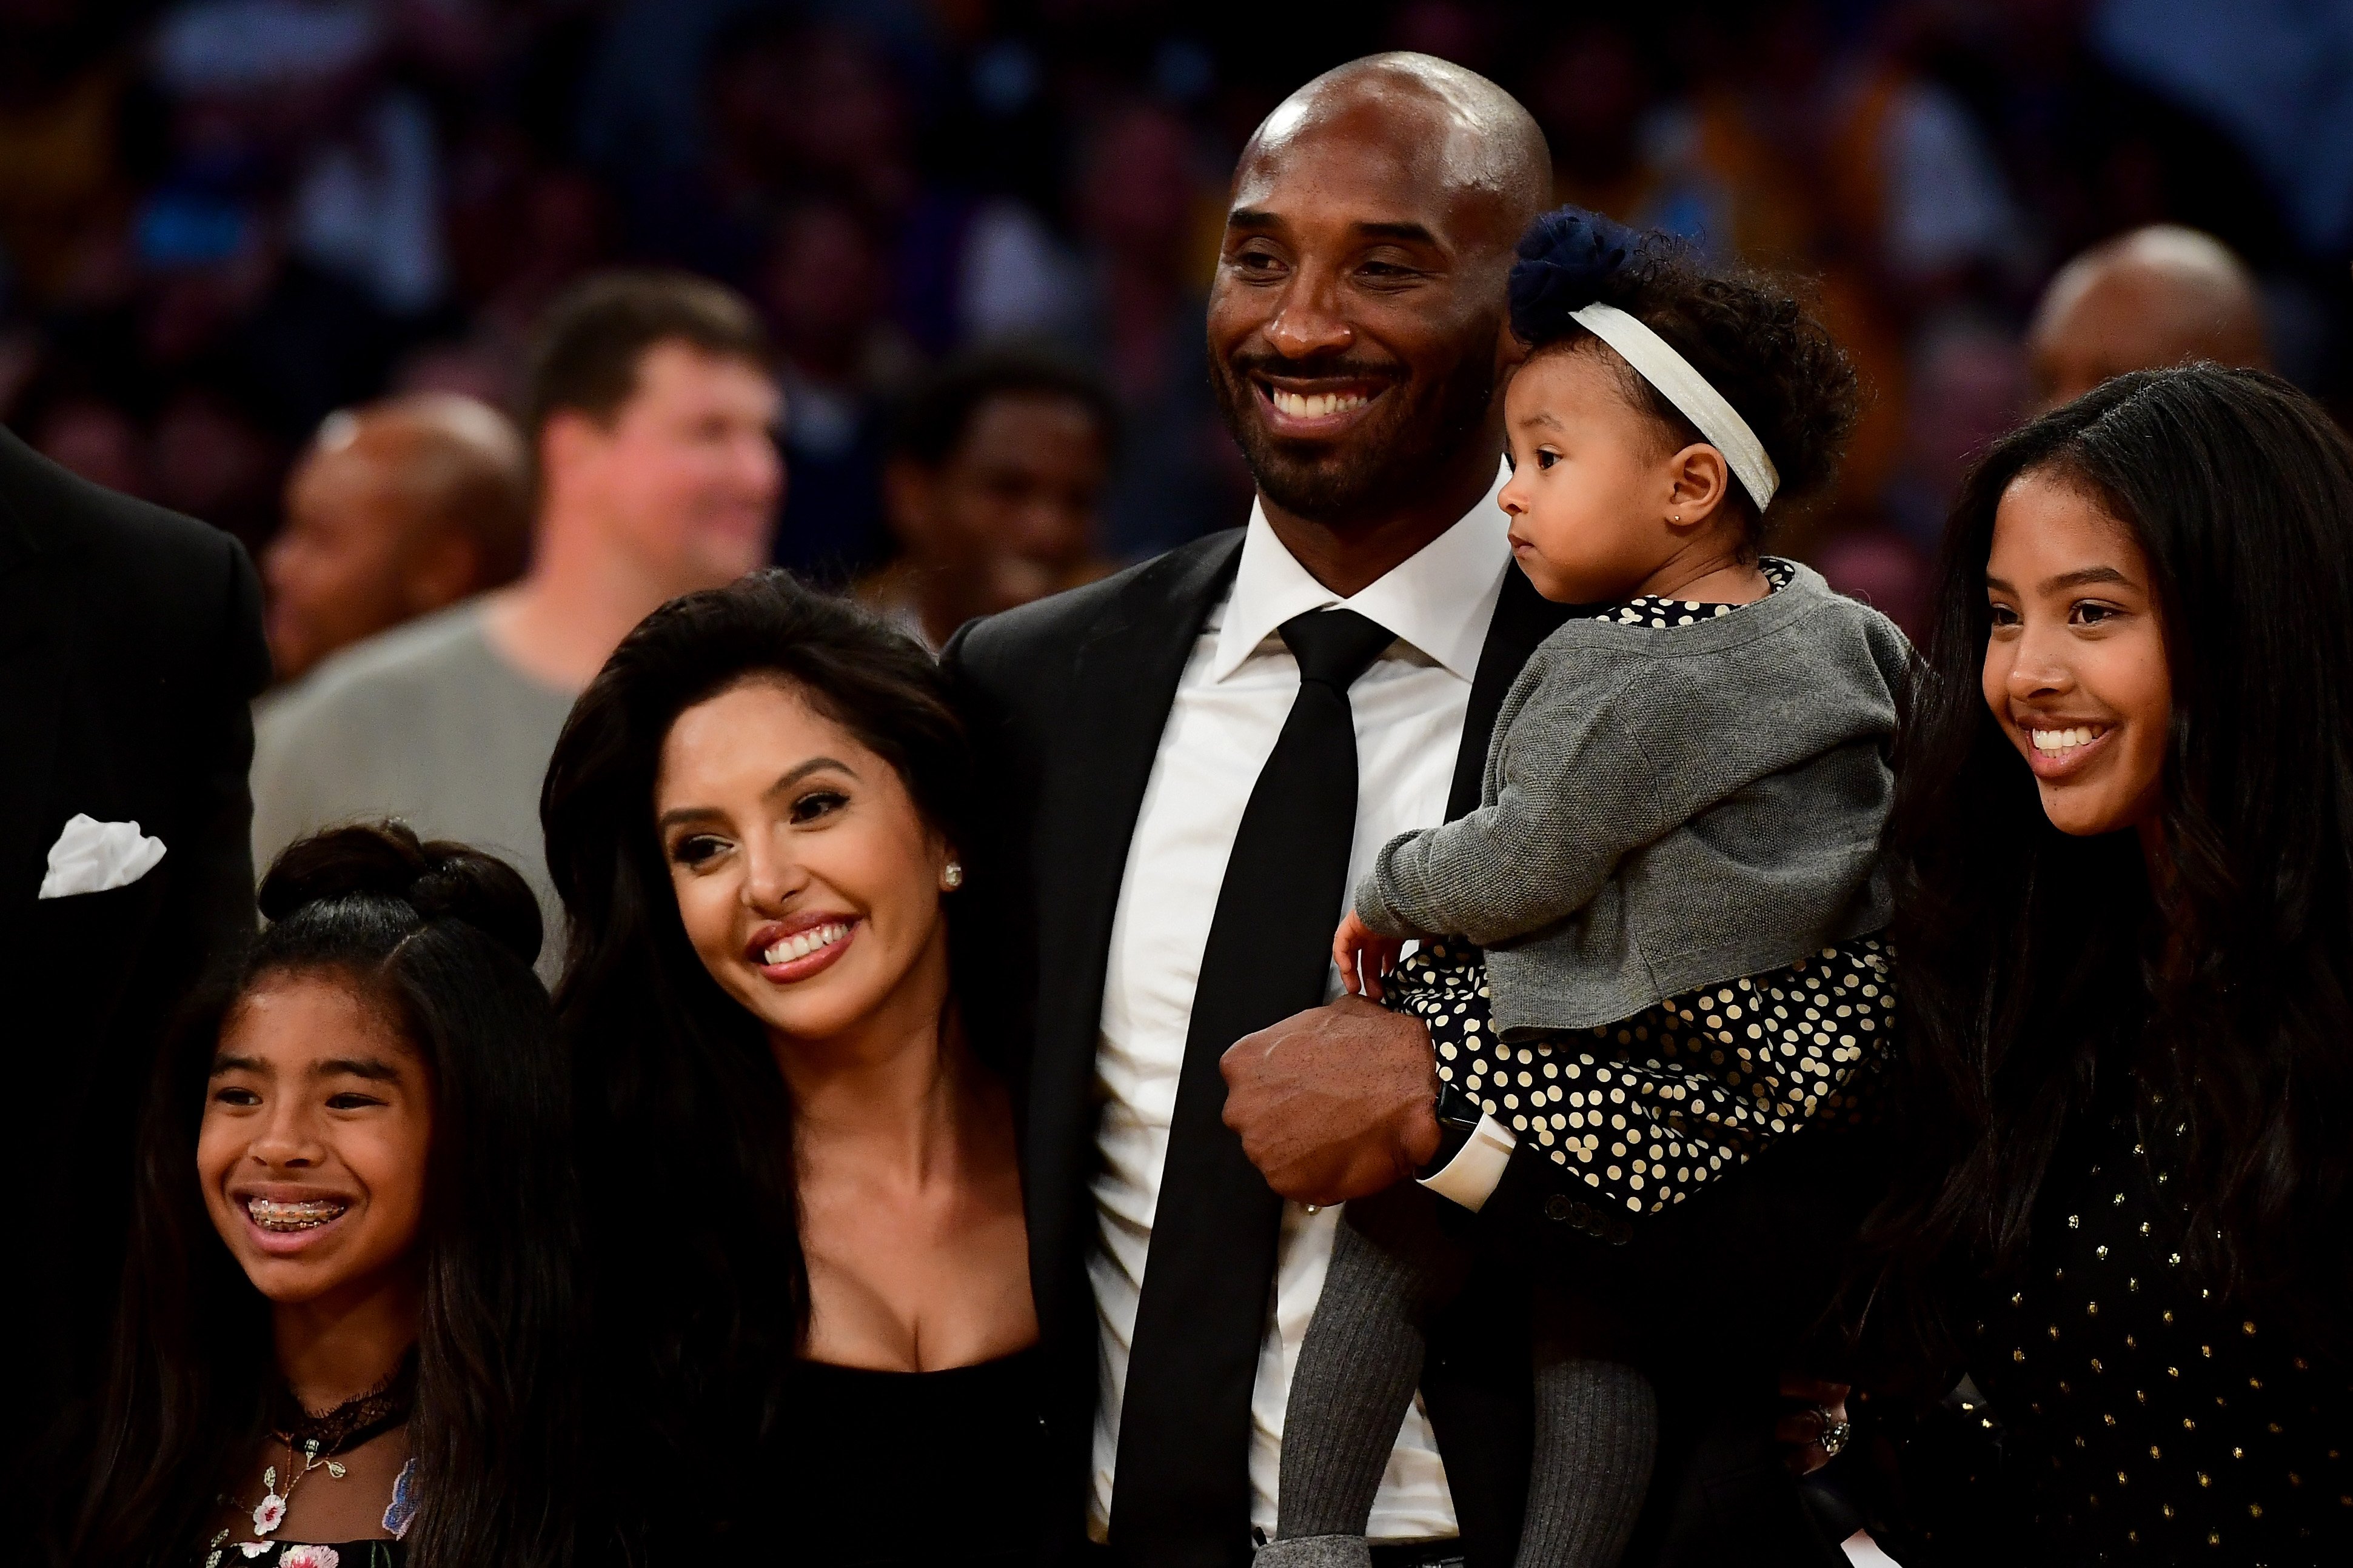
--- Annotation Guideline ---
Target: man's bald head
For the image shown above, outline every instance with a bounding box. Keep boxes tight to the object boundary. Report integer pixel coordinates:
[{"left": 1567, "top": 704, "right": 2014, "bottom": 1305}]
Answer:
[
  {"left": 264, "top": 393, "right": 532, "bottom": 681},
  {"left": 1243, "top": 52, "right": 1553, "bottom": 249},
  {"left": 2029, "top": 225, "right": 2271, "bottom": 410},
  {"left": 303, "top": 393, "right": 533, "bottom": 581}
]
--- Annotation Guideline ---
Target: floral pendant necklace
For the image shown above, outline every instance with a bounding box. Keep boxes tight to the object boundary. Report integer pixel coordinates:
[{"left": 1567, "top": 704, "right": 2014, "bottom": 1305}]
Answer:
[{"left": 206, "top": 1351, "right": 418, "bottom": 1567}]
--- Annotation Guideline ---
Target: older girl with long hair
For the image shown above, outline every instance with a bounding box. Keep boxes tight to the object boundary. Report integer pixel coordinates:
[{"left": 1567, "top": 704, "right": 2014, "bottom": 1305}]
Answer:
[{"left": 1861, "top": 365, "right": 2353, "bottom": 1562}]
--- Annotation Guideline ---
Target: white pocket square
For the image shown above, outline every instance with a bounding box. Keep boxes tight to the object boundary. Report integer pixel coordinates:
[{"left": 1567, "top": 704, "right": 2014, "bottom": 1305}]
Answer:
[{"left": 38, "top": 813, "right": 168, "bottom": 899}]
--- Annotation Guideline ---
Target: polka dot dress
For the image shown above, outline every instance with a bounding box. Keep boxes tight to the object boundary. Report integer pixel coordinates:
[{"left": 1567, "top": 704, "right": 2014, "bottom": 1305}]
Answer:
[
  {"left": 1960, "top": 1106, "right": 2353, "bottom": 1563},
  {"left": 1386, "top": 558, "right": 1890, "bottom": 1229},
  {"left": 1593, "top": 555, "right": 1796, "bottom": 625},
  {"left": 1391, "top": 935, "right": 1889, "bottom": 1224}
]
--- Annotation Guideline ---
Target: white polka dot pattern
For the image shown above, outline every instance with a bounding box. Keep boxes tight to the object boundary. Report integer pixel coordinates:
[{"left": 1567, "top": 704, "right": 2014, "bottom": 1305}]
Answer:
[
  {"left": 1392, "top": 934, "right": 1892, "bottom": 1218},
  {"left": 1599, "top": 555, "right": 1796, "bottom": 630},
  {"left": 1389, "top": 557, "right": 1886, "bottom": 1222}
]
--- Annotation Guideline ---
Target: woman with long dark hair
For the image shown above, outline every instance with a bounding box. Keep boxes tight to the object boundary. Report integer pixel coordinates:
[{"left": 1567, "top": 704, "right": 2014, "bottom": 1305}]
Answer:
[
  {"left": 72, "top": 822, "right": 578, "bottom": 1568},
  {"left": 542, "top": 569, "right": 1043, "bottom": 1563},
  {"left": 1859, "top": 365, "right": 2353, "bottom": 1562}
]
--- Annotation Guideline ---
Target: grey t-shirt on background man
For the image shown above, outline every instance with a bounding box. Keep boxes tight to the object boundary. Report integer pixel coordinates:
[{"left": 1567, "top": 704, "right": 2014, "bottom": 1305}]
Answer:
[{"left": 250, "top": 599, "right": 578, "bottom": 979}]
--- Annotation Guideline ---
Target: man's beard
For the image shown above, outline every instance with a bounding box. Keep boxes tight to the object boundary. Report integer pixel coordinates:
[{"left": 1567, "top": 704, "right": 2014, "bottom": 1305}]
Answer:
[{"left": 1210, "top": 347, "right": 1498, "bottom": 526}]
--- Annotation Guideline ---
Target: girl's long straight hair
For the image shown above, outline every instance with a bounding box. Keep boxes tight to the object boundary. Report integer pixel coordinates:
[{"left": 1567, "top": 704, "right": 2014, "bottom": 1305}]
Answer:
[
  {"left": 1864, "top": 365, "right": 2353, "bottom": 1364},
  {"left": 73, "top": 824, "right": 581, "bottom": 1567}
]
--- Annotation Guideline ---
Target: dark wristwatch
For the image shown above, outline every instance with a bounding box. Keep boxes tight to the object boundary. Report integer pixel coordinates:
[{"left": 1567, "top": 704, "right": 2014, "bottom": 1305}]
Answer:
[{"left": 1416, "top": 1082, "right": 1487, "bottom": 1179}]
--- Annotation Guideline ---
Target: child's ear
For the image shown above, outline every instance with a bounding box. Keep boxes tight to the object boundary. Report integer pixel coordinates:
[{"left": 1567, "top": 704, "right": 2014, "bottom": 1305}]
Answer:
[{"left": 1664, "top": 444, "right": 1733, "bottom": 527}]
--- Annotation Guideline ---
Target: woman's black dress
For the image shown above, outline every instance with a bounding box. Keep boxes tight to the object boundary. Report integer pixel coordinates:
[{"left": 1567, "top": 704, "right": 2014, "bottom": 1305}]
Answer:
[
  {"left": 766, "top": 1346, "right": 1053, "bottom": 1566},
  {"left": 1936, "top": 1105, "right": 2353, "bottom": 1564}
]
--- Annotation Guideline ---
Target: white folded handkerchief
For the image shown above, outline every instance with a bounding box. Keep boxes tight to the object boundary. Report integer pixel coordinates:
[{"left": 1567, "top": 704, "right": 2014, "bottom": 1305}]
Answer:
[{"left": 38, "top": 813, "right": 168, "bottom": 899}]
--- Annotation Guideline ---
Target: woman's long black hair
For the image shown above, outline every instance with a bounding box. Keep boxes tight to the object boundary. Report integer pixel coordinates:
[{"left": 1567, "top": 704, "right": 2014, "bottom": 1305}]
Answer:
[
  {"left": 540, "top": 569, "right": 974, "bottom": 1481},
  {"left": 74, "top": 822, "right": 580, "bottom": 1567},
  {"left": 1866, "top": 365, "right": 2353, "bottom": 1360}
]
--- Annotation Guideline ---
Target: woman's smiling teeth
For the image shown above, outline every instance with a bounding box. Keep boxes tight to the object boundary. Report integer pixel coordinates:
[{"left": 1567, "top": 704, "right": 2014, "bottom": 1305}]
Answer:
[
  {"left": 247, "top": 1196, "right": 347, "bottom": 1231},
  {"left": 764, "top": 922, "right": 849, "bottom": 966},
  {"left": 2031, "top": 724, "right": 2107, "bottom": 753},
  {"left": 1271, "top": 389, "right": 1368, "bottom": 419}
]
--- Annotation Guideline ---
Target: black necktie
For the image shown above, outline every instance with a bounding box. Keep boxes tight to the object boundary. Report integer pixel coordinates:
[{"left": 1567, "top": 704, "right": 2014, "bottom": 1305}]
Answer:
[{"left": 1111, "top": 607, "right": 1399, "bottom": 1568}]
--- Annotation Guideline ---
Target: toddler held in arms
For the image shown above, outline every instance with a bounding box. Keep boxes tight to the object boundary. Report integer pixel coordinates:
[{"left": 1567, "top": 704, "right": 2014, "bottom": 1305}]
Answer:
[{"left": 1263, "top": 209, "right": 1908, "bottom": 1568}]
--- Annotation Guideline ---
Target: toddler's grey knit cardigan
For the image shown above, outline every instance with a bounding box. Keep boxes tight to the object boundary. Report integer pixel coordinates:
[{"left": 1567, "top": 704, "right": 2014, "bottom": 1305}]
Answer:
[{"left": 1357, "top": 561, "right": 1912, "bottom": 1039}]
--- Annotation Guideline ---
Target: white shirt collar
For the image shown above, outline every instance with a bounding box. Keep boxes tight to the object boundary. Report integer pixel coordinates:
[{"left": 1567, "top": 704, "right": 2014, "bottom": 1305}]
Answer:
[{"left": 1210, "top": 459, "right": 1513, "bottom": 684}]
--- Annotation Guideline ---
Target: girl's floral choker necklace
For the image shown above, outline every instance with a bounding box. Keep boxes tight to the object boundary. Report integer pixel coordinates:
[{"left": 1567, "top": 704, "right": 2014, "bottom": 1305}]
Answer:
[
  {"left": 207, "top": 1350, "right": 421, "bottom": 1566},
  {"left": 265, "top": 1347, "right": 417, "bottom": 1459}
]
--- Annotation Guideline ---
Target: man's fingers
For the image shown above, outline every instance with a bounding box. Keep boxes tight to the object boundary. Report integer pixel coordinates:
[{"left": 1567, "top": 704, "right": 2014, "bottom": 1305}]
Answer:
[
  {"left": 1777, "top": 1373, "right": 1849, "bottom": 1406},
  {"left": 1218, "top": 1030, "right": 1267, "bottom": 1085},
  {"left": 1775, "top": 1411, "right": 1835, "bottom": 1476},
  {"left": 1774, "top": 1411, "right": 1830, "bottom": 1443},
  {"left": 1244, "top": 1132, "right": 1405, "bottom": 1207},
  {"left": 1263, "top": 1157, "right": 1373, "bottom": 1208}
]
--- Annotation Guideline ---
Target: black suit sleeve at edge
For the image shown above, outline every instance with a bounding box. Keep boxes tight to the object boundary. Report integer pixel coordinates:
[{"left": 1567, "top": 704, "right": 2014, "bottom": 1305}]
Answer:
[{"left": 176, "top": 535, "right": 269, "bottom": 966}]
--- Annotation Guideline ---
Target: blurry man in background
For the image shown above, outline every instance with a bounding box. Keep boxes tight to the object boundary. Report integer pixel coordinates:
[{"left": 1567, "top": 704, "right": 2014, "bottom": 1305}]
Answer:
[
  {"left": 251, "top": 271, "right": 780, "bottom": 959},
  {"left": 859, "top": 349, "right": 1117, "bottom": 649},
  {"left": 1069, "top": 99, "right": 1230, "bottom": 559},
  {"left": 264, "top": 392, "right": 531, "bottom": 685},
  {"left": 2028, "top": 224, "right": 2271, "bottom": 409},
  {"left": 766, "top": 197, "right": 908, "bottom": 585}
]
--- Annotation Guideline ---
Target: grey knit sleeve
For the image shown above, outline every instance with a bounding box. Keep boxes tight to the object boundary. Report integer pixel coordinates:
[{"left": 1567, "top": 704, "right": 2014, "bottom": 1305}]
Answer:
[{"left": 1355, "top": 658, "right": 1675, "bottom": 944}]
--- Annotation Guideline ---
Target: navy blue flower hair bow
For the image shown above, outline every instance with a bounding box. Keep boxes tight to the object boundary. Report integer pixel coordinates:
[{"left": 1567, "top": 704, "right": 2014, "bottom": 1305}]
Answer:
[{"left": 1508, "top": 205, "right": 1644, "bottom": 344}]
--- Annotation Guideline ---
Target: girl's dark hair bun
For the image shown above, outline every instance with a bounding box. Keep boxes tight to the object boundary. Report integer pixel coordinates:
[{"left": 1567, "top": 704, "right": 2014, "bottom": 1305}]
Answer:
[
  {"left": 261, "top": 821, "right": 543, "bottom": 969},
  {"left": 1508, "top": 205, "right": 1643, "bottom": 345}
]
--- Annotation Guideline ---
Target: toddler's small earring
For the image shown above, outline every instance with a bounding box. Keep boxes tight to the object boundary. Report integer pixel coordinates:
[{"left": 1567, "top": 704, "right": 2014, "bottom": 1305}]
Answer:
[
  {"left": 1670, "top": 513, "right": 1682, "bottom": 524},
  {"left": 941, "top": 861, "right": 965, "bottom": 890}
]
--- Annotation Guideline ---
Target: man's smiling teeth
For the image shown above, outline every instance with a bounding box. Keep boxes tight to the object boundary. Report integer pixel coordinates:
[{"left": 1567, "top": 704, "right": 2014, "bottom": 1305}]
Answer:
[
  {"left": 764, "top": 922, "right": 848, "bottom": 966},
  {"left": 247, "top": 1196, "right": 347, "bottom": 1231},
  {"left": 2032, "top": 724, "right": 2107, "bottom": 752},
  {"left": 1271, "top": 389, "right": 1368, "bottom": 419}
]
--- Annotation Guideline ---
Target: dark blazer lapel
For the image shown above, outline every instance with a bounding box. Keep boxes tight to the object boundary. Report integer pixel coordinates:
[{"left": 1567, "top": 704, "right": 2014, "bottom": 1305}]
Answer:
[
  {"left": 1446, "top": 565, "right": 1576, "bottom": 822},
  {"left": 1025, "top": 531, "right": 1244, "bottom": 1336},
  {"left": 0, "top": 483, "right": 65, "bottom": 920}
]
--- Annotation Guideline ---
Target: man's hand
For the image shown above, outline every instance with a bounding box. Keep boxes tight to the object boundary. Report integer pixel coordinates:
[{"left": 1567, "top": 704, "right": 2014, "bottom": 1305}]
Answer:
[
  {"left": 1219, "top": 994, "right": 1442, "bottom": 1206},
  {"left": 1776, "top": 1373, "right": 1853, "bottom": 1475}
]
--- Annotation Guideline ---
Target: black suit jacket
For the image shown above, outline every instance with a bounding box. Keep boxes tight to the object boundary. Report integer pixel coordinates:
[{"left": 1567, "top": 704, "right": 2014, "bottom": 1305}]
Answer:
[
  {"left": 948, "top": 529, "right": 1872, "bottom": 1568},
  {"left": 945, "top": 530, "right": 1575, "bottom": 1563},
  {"left": 0, "top": 425, "right": 269, "bottom": 1472}
]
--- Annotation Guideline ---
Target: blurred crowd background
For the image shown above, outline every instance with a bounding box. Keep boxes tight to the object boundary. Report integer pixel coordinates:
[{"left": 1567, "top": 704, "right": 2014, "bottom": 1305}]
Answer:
[{"left": 6, "top": 0, "right": 2352, "bottom": 668}]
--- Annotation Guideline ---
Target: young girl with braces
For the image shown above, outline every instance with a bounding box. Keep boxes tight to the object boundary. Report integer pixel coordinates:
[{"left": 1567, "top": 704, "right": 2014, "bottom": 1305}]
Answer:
[{"left": 71, "top": 824, "right": 580, "bottom": 1568}]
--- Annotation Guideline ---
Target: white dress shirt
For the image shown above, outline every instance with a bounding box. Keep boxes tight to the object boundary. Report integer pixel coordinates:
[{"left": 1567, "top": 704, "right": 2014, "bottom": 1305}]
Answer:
[{"left": 1087, "top": 465, "right": 1515, "bottom": 1544}]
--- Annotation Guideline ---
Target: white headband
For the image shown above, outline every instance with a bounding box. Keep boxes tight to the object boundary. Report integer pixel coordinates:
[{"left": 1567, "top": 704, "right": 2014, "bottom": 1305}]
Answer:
[{"left": 1570, "top": 302, "right": 1779, "bottom": 513}]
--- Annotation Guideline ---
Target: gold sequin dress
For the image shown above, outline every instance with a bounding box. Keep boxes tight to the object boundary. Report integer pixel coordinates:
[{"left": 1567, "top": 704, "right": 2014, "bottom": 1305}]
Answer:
[{"left": 1952, "top": 1106, "right": 2353, "bottom": 1563}]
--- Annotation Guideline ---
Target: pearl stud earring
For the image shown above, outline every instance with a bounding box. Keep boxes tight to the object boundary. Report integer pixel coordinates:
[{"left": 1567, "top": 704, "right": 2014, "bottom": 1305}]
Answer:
[{"left": 942, "top": 861, "right": 965, "bottom": 890}]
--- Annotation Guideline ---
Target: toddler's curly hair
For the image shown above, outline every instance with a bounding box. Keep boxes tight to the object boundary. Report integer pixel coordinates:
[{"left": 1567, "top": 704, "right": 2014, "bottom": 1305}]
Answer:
[{"left": 1508, "top": 207, "right": 1861, "bottom": 546}]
